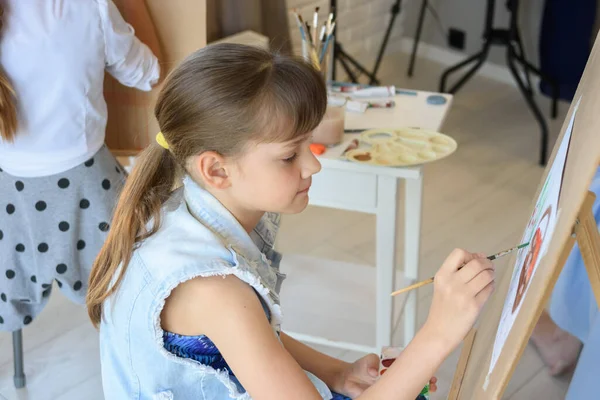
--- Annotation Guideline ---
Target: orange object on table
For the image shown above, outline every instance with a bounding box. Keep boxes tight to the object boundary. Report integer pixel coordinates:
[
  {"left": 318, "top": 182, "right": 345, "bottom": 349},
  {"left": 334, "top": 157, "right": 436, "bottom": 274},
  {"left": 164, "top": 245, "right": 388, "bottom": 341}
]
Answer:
[{"left": 310, "top": 143, "right": 326, "bottom": 155}]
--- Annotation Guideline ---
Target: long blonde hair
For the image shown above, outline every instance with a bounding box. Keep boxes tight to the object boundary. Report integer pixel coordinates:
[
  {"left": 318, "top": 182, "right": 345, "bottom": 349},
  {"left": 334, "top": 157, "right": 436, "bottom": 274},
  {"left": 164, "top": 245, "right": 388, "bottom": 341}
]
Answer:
[
  {"left": 0, "top": 6, "right": 18, "bottom": 142},
  {"left": 87, "top": 43, "right": 327, "bottom": 326}
]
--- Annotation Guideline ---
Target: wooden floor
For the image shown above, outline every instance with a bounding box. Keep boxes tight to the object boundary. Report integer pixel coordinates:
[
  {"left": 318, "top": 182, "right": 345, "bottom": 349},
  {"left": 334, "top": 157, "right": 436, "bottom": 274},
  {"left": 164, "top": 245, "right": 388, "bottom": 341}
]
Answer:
[{"left": 0, "top": 52, "right": 574, "bottom": 399}]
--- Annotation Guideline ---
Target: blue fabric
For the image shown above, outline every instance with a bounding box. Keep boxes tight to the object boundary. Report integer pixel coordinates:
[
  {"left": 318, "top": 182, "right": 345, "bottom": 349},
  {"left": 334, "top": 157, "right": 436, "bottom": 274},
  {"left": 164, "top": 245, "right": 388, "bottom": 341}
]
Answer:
[
  {"left": 549, "top": 166, "right": 600, "bottom": 399},
  {"left": 329, "top": 393, "right": 427, "bottom": 399},
  {"left": 539, "top": 0, "right": 597, "bottom": 101},
  {"left": 163, "top": 333, "right": 232, "bottom": 373},
  {"left": 163, "top": 331, "right": 356, "bottom": 399},
  {"left": 162, "top": 331, "right": 355, "bottom": 399},
  {"left": 330, "top": 393, "right": 351, "bottom": 400}
]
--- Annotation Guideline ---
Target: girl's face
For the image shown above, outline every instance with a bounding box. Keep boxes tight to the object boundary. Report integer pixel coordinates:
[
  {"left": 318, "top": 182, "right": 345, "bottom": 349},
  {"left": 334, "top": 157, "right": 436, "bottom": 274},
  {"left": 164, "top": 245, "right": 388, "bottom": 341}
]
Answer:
[{"left": 228, "top": 133, "right": 321, "bottom": 215}]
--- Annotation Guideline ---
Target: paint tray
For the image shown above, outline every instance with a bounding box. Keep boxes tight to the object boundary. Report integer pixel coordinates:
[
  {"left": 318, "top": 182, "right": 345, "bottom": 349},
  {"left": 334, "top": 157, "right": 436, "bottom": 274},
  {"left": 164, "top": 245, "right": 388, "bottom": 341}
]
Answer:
[{"left": 344, "top": 128, "right": 457, "bottom": 167}]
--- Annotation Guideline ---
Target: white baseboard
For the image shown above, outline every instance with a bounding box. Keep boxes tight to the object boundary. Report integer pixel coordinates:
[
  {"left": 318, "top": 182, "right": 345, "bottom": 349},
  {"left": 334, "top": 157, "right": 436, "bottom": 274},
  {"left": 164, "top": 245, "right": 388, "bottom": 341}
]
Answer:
[{"left": 399, "top": 37, "right": 519, "bottom": 88}]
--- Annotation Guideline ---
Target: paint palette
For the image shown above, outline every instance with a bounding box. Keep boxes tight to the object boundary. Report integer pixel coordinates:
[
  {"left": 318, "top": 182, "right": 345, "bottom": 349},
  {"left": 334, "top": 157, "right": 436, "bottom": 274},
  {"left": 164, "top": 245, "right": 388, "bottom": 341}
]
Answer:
[{"left": 344, "top": 128, "right": 457, "bottom": 167}]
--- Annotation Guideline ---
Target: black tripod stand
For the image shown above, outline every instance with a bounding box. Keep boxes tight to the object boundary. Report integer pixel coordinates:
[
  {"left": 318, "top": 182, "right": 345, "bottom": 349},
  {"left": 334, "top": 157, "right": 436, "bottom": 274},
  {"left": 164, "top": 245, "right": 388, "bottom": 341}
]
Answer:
[
  {"left": 439, "top": 0, "right": 558, "bottom": 166},
  {"left": 330, "top": 0, "right": 402, "bottom": 85}
]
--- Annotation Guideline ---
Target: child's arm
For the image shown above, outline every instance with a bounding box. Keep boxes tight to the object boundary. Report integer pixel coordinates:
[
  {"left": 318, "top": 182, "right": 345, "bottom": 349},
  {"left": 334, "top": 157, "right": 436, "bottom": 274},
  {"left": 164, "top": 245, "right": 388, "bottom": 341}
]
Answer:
[
  {"left": 100, "top": 0, "right": 161, "bottom": 90},
  {"left": 359, "top": 249, "right": 495, "bottom": 399},
  {"left": 161, "top": 274, "right": 325, "bottom": 400},
  {"left": 161, "top": 249, "right": 493, "bottom": 400},
  {"left": 279, "top": 249, "right": 494, "bottom": 399},
  {"left": 279, "top": 332, "right": 353, "bottom": 392},
  {"left": 120, "top": 0, "right": 163, "bottom": 64}
]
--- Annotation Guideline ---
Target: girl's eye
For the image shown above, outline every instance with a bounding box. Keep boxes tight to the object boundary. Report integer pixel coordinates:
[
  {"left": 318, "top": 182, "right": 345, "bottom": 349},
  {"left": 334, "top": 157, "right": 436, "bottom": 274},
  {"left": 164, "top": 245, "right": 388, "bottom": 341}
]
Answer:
[{"left": 283, "top": 153, "right": 297, "bottom": 163}]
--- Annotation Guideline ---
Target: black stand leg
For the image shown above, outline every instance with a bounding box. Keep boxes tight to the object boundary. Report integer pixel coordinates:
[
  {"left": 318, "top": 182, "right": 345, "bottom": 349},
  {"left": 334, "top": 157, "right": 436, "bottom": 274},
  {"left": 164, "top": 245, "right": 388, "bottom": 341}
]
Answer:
[
  {"left": 511, "top": 53, "right": 560, "bottom": 120},
  {"left": 373, "top": 1, "right": 402, "bottom": 83},
  {"left": 408, "top": 0, "right": 428, "bottom": 77},
  {"left": 507, "top": 50, "right": 549, "bottom": 165},
  {"left": 336, "top": 43, "right": 359, "bottom": 83},
  {"left": 440, "top": 49, "right": 488, "bottom": 93},
  {"left": 551, "top": 91, "right": 558, "bottom": 119},
  {"left": 437, "top": 0, "right": 555, "bottom": 165},
  {"left": 330, "top": 0, "right": 379, "bottom": 84},
  {"left": 335, "top": 43, "right": 377, "bottom": 84},
  {"left": 330, "top": 0, "right": 403, "bottom": 84},
  {"left": 13, "top": 330, "right": 26, "bottom": 388}
]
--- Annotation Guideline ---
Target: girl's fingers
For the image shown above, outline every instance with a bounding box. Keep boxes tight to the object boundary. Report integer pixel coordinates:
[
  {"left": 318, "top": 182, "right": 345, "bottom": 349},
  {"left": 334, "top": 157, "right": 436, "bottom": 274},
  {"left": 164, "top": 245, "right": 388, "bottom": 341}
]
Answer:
[
  {"left": 440, "top": 249, "right": 477, "bottom": 275},
  {"left": 467, "top": 268, "right": 495, "bottom": 296},
  {"left": 429, "top": 376, "right": 438, "bottom": 392},
  {"left": 456, "top": 258, "right": 493, "bottom": 283},
  {"left": 475, "top": 281, "right": 495, "bottom": 307}
]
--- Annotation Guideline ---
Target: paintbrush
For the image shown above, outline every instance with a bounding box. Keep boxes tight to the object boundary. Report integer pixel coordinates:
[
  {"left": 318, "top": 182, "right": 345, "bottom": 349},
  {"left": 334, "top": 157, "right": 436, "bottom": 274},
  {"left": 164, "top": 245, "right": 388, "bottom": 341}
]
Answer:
[
  {"left": 320, "top": 22, "right": 336, "bottom": 62},
  {"left": 292, "top": 10, "right": 305, "bottom": 39},
  {"left": 305, "top": 22, "right": 312, "bottom": 43},
  {"left": 390, "top": 242, "right": 530, "bottom": 297},
  {"left": 313, "top": 7, "right": 319, "bottom": 46},
  {"left": 292, "top": 9, "right": 310, "bottom": 63},
  {"left": 319, "top": 24, "right": 326, "bottom": 46}
]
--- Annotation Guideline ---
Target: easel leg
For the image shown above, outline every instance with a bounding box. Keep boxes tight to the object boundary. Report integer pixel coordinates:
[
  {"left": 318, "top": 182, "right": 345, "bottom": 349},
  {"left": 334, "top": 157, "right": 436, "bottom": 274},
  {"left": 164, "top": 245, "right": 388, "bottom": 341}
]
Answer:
[
  {"left": 574, "top": 191, "right": 600, "bottom": 308},
  {"left": 448, "top": 329, "right": 477, "bottom": 400}
]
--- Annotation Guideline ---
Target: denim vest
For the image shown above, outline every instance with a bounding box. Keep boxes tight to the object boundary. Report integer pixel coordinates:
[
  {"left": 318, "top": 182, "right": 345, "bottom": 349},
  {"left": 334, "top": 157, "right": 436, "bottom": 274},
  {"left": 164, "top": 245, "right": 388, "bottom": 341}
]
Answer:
[{"left": 99, "top": 176, "right": 333, "bottom": 399}]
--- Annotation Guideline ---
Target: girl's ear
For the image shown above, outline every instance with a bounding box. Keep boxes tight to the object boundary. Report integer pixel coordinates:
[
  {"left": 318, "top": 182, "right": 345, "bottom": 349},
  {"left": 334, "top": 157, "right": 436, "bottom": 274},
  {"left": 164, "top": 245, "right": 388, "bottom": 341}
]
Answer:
[{"left": 192, "top": 151, "right": 232, "bottom": 190}]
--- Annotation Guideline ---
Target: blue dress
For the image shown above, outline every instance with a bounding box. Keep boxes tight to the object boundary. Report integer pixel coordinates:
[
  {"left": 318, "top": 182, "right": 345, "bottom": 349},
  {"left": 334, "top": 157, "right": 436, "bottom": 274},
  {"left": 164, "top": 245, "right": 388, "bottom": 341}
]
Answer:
[{"left": 549, "top": 166, "right": 600, "bottom": 398}]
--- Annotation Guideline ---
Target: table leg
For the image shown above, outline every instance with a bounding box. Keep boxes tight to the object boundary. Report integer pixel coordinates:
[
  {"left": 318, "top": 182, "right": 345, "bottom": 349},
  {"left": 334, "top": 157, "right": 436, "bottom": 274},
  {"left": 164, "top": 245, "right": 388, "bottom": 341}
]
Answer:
[
  {"left": 376, "top": 176, "right": 399, "bottom": 350},
  {"left": 404, "top": 171, "right": 424, "bottom": 347}
]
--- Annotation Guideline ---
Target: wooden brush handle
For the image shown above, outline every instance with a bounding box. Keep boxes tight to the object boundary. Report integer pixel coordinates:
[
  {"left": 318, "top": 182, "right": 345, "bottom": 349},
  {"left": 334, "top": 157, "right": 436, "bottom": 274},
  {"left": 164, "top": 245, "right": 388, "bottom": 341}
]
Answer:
[{"left": 391, "top": 277, "right": 434, "bottom": 296}]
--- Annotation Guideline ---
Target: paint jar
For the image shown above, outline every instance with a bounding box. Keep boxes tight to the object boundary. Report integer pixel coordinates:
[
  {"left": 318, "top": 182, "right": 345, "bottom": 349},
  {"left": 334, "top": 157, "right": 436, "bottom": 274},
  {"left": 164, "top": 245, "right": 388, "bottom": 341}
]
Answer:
[{"left": 312, "top": 102, "right": 345, "bottom": 146}]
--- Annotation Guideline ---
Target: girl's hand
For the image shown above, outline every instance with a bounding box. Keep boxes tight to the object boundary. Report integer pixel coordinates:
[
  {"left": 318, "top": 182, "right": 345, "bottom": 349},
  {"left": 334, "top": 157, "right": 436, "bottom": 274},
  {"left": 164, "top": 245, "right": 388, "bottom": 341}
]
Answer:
[
  {"left": 333, "top": 354, "right": 379, "bottom": 397},
  {"left": 423, "top": 249, "right": 495, "bottom": 353},
  {"left": 333, "top": 354, "right": 438, "bottom": 398}
]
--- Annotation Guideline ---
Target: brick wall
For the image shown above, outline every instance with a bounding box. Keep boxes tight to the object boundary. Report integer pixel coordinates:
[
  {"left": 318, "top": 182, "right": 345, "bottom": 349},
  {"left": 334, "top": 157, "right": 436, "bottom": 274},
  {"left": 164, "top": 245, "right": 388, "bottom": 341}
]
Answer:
[{"left": 287, "top": 0, "right": 405, "bottom": 70}]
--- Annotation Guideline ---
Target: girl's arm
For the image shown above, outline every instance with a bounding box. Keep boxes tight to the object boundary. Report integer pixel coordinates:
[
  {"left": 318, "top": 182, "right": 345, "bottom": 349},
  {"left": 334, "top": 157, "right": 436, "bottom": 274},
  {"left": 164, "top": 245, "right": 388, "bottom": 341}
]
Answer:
[
  {"left": 161, "top": 249, "right": 494, "bottom": 400},
  {"left": 121, "top": 0, "right": 163, "bottom": 63},
  {"left": 161, "top": 275, "right": 324, "bottom": 400},
  {"left": 359, "top": 249, "right": 495, "bottom": 399},
  {"left": 101, "top": 0, "right": 162, "bottom": 89},
  {"left": 358, "top": 327, "right": 448, "bottom": 398},
  {"left": 279, "top": 332, "right": 351, "bottom": 392}
]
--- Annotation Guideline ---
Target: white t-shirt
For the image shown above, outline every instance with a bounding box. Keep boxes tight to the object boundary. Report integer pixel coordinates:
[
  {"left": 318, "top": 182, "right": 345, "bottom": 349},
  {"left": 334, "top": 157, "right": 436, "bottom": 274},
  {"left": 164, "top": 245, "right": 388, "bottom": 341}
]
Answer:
[{"left": 0, "top": 0, "right": 159, "bottom": 177}]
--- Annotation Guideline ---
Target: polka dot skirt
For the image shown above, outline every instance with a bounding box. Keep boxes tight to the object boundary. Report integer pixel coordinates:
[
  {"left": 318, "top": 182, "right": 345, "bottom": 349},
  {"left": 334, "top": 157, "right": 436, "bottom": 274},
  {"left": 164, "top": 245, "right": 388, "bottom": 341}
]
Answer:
[{"left": 0, "top": 145, "right": 126, "bottom": 331}]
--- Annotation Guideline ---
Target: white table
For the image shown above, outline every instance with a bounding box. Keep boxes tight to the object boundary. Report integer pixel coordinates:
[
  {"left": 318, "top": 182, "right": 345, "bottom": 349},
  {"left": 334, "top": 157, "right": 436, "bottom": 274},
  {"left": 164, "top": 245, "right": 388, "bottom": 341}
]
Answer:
[{"left": 285, "top": 90, "right": 453, "bottom": 353}]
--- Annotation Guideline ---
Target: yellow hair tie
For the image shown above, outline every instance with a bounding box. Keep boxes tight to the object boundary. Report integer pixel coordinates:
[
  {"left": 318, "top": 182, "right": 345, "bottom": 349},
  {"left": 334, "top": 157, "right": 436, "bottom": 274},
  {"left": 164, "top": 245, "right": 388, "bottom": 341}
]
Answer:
[{"left": 156, "top": 132, "right": 169, "bottom": 150}]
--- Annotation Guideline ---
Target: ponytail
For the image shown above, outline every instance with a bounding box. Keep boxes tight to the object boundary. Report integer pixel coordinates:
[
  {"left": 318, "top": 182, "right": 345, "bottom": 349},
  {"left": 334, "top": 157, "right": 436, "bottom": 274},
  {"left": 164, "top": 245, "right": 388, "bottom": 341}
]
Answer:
[
  {"left": 87, "top": 144, "right": 179, "bottom": 327},
  {"left": 0, "top": 6, "right": 18, "bottom": 142}
]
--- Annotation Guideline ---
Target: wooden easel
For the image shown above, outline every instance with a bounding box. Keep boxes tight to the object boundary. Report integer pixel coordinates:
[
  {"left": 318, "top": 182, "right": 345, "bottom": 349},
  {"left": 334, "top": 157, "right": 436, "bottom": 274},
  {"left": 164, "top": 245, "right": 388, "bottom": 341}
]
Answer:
[{"left": 449, "top": 190, "right": 600, "bottom": 399}]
